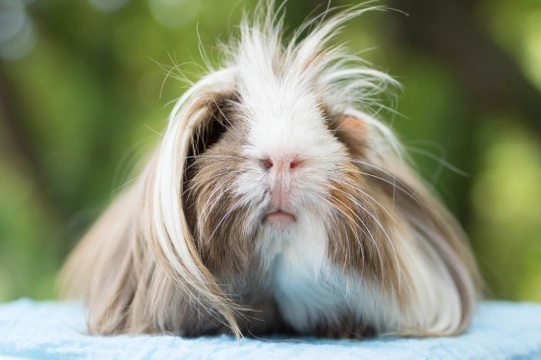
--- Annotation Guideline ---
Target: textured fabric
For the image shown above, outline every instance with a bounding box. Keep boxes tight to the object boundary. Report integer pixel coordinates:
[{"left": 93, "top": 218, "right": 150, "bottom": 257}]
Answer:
[{"left": 0, "top": 299, "right": 540, "bottom": 359}]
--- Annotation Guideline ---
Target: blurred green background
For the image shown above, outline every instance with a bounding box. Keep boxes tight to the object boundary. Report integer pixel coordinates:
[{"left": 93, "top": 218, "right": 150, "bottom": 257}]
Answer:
[{"left": 0, "top": 0, "right": 540, "bottom": 303}]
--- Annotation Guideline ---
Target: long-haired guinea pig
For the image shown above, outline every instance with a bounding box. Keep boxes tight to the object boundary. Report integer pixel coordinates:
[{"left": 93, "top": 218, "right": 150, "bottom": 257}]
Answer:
[{"left": 60, "top": 4, "right": 481, "bottom": 339}]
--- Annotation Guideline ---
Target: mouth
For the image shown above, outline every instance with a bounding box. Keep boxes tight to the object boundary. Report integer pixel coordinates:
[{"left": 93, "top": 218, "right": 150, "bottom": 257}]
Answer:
[{"left": 264, "top": 210, "right": 297, "bottom": 224}]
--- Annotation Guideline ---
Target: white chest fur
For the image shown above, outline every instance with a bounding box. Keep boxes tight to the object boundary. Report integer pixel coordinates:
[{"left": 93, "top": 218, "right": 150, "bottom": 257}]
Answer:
[{"left": 258, "top": 215, "right": 386, "bottom": 333}]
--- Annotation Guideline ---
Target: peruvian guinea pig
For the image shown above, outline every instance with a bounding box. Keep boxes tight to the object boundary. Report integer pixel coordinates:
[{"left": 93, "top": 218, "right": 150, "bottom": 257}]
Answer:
[{"left": 60, "top": 4, "right": 481, "bottom": 339}]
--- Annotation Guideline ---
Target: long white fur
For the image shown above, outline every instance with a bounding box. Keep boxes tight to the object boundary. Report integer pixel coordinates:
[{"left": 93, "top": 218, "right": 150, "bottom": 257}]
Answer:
[{"left": 61, "top": 2, "right": 478, "bottom": 338}]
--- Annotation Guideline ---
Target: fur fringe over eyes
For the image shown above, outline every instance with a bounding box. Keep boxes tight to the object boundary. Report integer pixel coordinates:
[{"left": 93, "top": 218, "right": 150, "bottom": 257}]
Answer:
[{"left": 60, "top": 3, "right": 481, "bottom": 339}]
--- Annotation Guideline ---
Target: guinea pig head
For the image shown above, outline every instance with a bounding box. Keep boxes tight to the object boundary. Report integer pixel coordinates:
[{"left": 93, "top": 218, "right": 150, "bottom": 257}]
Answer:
[{"left": 183, "top": 74, "right": 364, "bottom": 277}]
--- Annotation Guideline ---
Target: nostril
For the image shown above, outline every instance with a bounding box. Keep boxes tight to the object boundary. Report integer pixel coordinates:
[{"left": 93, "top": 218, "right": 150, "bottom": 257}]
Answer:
[
  {"left": 260, "top": 156, "right": 302, "bottom": 171},
  {"left": 289, "top": 159, "right": 301, "bottom": 169},
  {"left": 261, "top": 158, "right": 273, "bottom": 170}
]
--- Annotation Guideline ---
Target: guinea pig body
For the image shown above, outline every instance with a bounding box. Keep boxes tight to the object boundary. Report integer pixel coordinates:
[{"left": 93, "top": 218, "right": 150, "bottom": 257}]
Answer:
[{"left": 61, "top": 4, "right": 481, "bottom": 339}]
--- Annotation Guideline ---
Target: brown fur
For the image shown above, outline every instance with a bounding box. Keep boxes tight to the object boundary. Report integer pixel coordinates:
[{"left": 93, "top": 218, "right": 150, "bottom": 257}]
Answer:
[{"left": 60, "top": 6, "right": 481, "bottom": 339}]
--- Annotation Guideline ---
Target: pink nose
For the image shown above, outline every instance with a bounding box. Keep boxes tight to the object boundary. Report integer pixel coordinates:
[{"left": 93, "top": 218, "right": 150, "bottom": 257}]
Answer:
[
  {"left": 260, "top": 155, "right": 302, "bottom": 218},
  {"left": 261, "top": 156, "right": 302, "bottom": 171}
]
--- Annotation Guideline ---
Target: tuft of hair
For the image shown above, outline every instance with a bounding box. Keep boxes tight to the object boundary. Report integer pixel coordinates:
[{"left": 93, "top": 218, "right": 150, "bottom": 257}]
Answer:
[{"left": 60, "top": 2, "right": 481, "bottom": 339}]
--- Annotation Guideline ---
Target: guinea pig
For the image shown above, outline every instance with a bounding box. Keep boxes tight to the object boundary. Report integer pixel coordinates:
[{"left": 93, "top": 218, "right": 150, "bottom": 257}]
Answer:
[{"left": 60, "top": 4, "right": 481, "bottom": 339}]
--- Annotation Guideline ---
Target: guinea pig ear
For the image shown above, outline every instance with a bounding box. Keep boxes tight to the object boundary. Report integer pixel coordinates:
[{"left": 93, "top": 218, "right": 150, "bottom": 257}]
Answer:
[
  {"left": 329, "top": 110, "right": 481, "bottom": 335},
  {"left": 328, "top": 114, "right": 369, "bottom": 158}
]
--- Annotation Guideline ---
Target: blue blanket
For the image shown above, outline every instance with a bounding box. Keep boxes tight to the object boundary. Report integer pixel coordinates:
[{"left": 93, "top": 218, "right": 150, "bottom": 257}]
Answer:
[{"left": 0, "top": 299, "right": 540, "bottom": 359}]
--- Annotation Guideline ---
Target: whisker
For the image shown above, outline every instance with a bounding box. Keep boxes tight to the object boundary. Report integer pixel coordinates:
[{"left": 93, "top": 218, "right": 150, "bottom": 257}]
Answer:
[
  {"left": 183, "top": 169, "right": 242, "bottom": 198},
  {"left": 326, "top": 180, "right": 403, "bottom": 290},
  {"left": 405, "top": 146, "right": 469, "bottom": 177},
  {"left": 318, "top": 186, "right": 385, "bottom": 282},
  {"left": 185, "top": 154, "right": 246, "bottom": 160},
  {"left": 349, "top": 159, "right": 430, "bottom": 211},
  {"left": 328, "top": 175, "right": 400, "bottom": 227},
  {"left": 199, "top": 181, "right": 240, "bottom": 221},
  {"left": 311, "top": 192, "right": 367, "bottom": 275},
  {"left": 205, "top": 196, "right": 245, "bottom": 244}
]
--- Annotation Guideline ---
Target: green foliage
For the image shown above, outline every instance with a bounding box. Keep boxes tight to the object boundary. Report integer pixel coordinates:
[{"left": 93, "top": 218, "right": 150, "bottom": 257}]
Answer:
[{"left": 0, "top": 0, "right": 540, "bottom": 302}]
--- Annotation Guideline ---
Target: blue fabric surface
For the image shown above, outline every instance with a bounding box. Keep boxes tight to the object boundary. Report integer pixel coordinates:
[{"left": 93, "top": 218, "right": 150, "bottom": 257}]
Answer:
[{"left": 0, "top": 299, "right": 540, "bottom": 359}]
